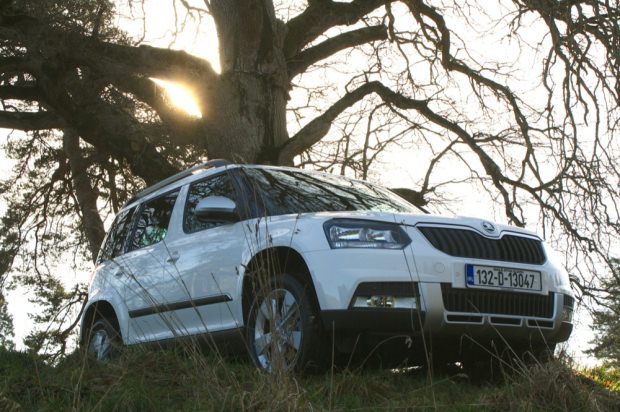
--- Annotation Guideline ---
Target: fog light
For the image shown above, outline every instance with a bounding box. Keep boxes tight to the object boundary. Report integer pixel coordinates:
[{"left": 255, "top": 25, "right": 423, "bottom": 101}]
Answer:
[
  {"left": 366, "top": 295, "right": 395, "bottom": 308},
  {"left": 352, "top": 295, "right": 417, "bottom": 309},
  {"left": 562, "top": 306, "right": 573, "bottom": 323}
]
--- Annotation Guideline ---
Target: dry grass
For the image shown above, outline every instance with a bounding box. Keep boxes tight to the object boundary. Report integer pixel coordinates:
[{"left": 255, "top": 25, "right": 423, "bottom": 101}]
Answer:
[
  {"left": 481, "top": 356, "right": 620, "bottom": 411},
  {"left": 1, "top": 345, "right": 619, "bottom": 411}
]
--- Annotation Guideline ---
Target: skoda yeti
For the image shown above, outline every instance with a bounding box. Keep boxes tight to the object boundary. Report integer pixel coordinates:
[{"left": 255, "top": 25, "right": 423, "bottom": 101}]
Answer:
[{"left": 81, "top": 160, "right": 574, "bottom": 371}]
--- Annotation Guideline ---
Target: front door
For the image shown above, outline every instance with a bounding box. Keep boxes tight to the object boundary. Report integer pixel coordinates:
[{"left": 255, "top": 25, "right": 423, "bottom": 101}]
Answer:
[{"left": 159, "top": 171, "right": 246, "bottom": 338}]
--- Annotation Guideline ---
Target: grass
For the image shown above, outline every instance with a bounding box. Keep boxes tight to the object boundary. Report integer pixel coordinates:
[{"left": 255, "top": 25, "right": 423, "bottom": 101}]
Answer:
[{"left": 1, "top": 346, "right": 619, "bottom": 411}]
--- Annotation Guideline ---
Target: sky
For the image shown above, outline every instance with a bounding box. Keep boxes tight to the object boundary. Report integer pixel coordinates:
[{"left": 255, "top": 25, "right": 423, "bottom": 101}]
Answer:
[{"left": 2, "top": 0, "right": 602, "bottom": 366}]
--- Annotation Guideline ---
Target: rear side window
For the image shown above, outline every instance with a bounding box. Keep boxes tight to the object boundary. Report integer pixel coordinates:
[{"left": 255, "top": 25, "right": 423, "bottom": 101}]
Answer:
[
  {"left": 184, "top": 173, "right": 238, "bottom": 233},
  {"left": 98, "top": 206, "right": 136, "bottom": 263},
  {"left": 129, "top": 190, "right": 180, "bottom": 251}
]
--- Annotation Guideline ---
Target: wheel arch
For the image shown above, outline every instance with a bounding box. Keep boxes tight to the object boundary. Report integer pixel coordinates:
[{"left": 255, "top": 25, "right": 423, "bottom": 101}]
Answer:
[
  {"left": 241, "top": 246, "right": 320, "bottom": 324},
  {"left": 80, "top": 299, "right": 122, "bottom": 345}
]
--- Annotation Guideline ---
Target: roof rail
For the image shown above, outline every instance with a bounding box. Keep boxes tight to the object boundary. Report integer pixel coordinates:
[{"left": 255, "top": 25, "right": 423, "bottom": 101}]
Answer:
[{"left": 126, "top": 159, "right": 230, "bottom": 206}]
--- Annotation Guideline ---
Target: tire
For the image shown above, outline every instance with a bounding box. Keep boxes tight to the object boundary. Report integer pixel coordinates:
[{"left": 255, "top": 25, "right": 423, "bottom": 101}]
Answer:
[
  {"left": 85, "top": 318, "right": 121, "bottom": 362},
  {"left": 245, "top": 273, "right": 324, "bottom": 373}
]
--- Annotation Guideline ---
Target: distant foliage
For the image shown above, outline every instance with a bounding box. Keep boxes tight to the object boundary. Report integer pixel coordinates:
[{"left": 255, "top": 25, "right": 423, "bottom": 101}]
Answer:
[
  {"left": 588, "top": 259, "right": 620, "bottom": 367},
  {"left": 0, "top": 291, "right": 14, "bottom": 350}
]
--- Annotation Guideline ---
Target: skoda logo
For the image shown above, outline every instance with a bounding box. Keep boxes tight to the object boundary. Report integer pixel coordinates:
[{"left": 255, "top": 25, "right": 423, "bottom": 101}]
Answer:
[{"left": 482, "top": 221, "right": 496, "bottom": 233}]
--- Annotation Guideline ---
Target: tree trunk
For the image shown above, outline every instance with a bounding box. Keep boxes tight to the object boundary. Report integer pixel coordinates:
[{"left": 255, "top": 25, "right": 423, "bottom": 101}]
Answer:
[
  {"left": 206, "top": 0, "right": 289, "bottom": 163},
  {"left": 62, "top": 129, "right": 106, "bottom": 262}
]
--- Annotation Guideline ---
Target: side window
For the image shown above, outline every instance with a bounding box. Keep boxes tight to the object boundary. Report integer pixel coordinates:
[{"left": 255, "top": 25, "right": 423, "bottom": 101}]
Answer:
[
  {"left": 184, "top": 173, "right": 238, "bottom": 233},
  {"left": 129, "top": 190, "right": 180, "bottom": 251},
  {"left": 97, "top": 206, "right": 136, "bottom": 263}
]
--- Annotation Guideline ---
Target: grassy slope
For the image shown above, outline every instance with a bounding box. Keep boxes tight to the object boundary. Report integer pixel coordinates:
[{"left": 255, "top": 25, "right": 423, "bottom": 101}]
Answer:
[{"left": 1, "top": 347, "right": 619, "bottom": 411}]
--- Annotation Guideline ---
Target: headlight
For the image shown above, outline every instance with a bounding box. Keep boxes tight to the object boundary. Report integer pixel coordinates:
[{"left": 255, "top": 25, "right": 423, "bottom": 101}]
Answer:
[{"left": 323, "top": 219, "right": 411, "bottom": 249}]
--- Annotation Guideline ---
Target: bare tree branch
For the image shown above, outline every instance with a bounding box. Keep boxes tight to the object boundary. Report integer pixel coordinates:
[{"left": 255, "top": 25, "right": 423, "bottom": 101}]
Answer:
[
  {"left": 0, "top": 13, "right": 219, "bottom": 86},
  {"left": 279, "top": 81, "right": 426, "bottom": 164},
  {"left": 284, "top": 0, "right": 389, "bottom": 58},
  {"left": 0, "top": 57, "right": 33, "bottom": 73},
  {"left": 279, "top": 79, "right": 530, "bottom": 225},
  {"left": 91, "top": 43, "right": 219, "bottom": 86},
  {"left": 0, "top": 110, "right": 63, "bottom": 130},
  {"left": 0, "top": 85, "right": 40, "bottom": 101},
  {"left": 287, "top": 25, "right": 388, "bottom": 77},
  {"left": 405, "top": 0, "right": 532, "bottom": 148}
]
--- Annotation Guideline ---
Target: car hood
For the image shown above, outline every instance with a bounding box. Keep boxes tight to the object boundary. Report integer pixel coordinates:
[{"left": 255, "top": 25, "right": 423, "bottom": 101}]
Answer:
[
  {"left": 393, "top": 212, "right": 540, "bottom": 239},
  {"left": 308, "top": 211, "right": 541, "bottom": 240}
]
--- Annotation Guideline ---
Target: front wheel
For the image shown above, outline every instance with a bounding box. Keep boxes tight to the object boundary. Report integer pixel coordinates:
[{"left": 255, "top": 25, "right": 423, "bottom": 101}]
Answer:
[{"left": 246, "top": 274, "right": 323, "bottom": 373}]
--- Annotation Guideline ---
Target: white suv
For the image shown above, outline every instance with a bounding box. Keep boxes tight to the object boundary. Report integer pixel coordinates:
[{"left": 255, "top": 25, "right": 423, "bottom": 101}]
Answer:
[{"left": 81, "top": 160, "right": 574, "bottom": 371}]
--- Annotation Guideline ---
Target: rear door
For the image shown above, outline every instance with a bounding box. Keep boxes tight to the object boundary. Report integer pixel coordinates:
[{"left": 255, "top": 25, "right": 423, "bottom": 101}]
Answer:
[
  {"left": 121, "top": 189, "right": 182, "bottom": 343},
  {"left": 93, "top": 206, "right": 137, "bottom": 341}
]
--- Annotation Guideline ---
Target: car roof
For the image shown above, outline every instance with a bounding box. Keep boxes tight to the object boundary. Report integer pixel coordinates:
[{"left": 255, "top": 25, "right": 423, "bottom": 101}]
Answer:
[{"left": 121, "top": 161, "right": 377, "bottom": 210}]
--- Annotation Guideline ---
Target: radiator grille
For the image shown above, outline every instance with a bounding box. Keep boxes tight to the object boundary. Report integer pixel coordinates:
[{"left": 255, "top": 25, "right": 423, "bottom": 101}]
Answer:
[
  {"left": 418, "top": 227, "right": 545, "bottom": 265},
  {"left": 441, "top": 283, "right": 555, "bottom": 318}
]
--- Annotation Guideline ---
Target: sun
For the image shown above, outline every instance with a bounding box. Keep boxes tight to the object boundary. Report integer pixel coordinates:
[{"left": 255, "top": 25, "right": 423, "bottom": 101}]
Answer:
[{"left": 151, "top": 78, "right": 202, "bottom": 118}]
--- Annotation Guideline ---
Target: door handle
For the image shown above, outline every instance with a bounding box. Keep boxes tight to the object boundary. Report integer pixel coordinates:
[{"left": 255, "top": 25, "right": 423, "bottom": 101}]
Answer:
[
  {"left": 113, "top": 269, "right": 124, "bottom": 278},
  {"left": 167, "top": 251, "right": 180, "bottom": 263}
]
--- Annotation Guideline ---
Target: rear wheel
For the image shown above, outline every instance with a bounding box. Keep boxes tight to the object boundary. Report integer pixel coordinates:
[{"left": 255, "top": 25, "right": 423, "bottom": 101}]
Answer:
[
  {"left": 246, "top": 274, "right": 323, "bottom": 373},
  {"left": 86, "top": 318, "right": 121, "bottom": 362}
]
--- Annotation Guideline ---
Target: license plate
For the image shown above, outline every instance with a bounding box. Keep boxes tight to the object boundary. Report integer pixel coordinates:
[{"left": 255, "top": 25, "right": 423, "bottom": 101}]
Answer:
[{"left": 466, "top": 264, "right": 542, "bottom": 291}]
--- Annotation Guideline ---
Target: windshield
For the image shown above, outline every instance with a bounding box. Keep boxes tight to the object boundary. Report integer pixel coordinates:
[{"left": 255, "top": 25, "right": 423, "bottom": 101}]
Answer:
[{"left": 242, "top": 167, "right": 417, "bottom": 216}]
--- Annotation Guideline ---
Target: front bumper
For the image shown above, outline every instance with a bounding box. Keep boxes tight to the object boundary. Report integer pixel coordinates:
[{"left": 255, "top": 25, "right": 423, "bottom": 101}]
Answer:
[
  {"left": 303, "top": 234, "right": 574, "bottom": 346},
  {"left": 321, "top": 309, "right": 425, "bottom": 332},
  {"left": 319, "top": 280, "right": 574, "bottom": 345}
]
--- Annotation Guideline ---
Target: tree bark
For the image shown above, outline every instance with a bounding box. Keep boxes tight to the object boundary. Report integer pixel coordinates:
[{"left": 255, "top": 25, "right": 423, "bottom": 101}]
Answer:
[
  {"left": 62, "top": 129, "right": 105, "bottom": 262},
  {"left": 207, "top": 0, "right": 289, "bottom": 163}
]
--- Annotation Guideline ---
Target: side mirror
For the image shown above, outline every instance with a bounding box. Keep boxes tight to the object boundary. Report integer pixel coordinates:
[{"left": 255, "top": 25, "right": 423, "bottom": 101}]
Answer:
[{"left": 194, "top": 196, "right": 239, "bottom": 222}]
